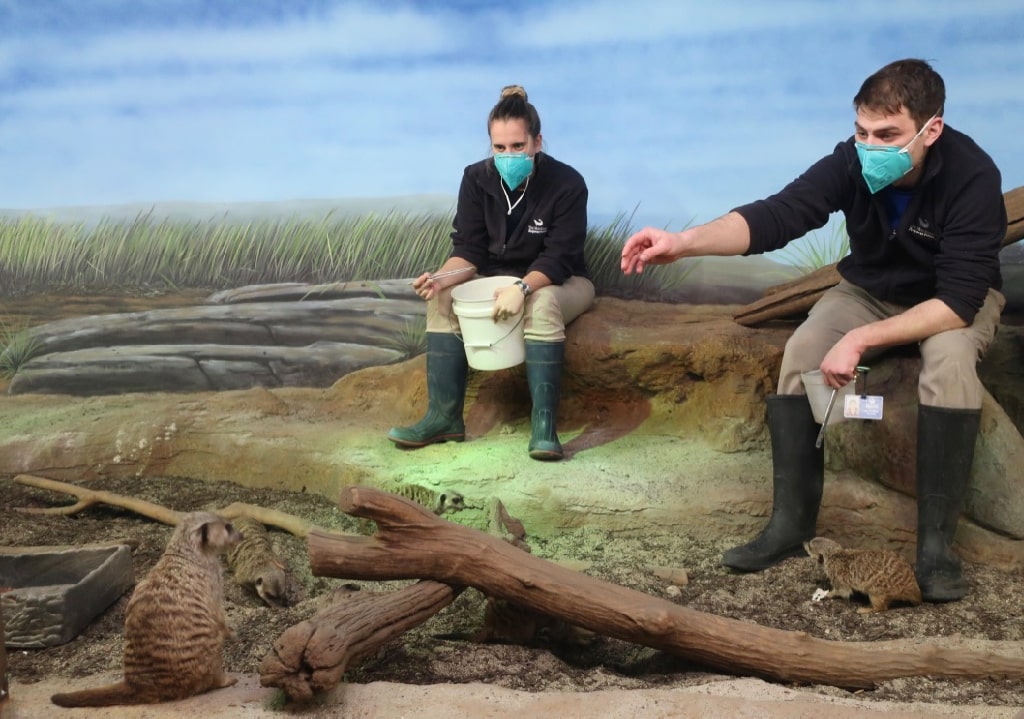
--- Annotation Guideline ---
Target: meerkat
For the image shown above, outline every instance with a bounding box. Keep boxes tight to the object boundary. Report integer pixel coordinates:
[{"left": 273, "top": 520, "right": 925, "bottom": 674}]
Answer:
[
  {"left": 356, "top": 482, "right": 466, "bottom": 535},
  {"left": 51, "top": 512, "right": 242, "bottom": 707},
  {"left": 804, "top": 536, "right": 922, "bottom": 614},
  {"left": 377, "top": 481, "right": 466, "bottom": 516},
  {"left": 225, "top": 516, "right": 299, "bottom": 607}
]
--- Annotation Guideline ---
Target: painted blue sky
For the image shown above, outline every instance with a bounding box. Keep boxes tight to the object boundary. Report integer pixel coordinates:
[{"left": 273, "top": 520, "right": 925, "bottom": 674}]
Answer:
[{"left": 2, "top": 1, "right": 1022, "bottom": 230}]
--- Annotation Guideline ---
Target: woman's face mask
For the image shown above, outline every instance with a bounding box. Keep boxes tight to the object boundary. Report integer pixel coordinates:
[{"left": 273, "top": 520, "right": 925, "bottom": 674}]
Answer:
[
  {"left": 489, "top": 118, "right": 540, "bottom": 190},
  {"left": 856, "top": 113, "right": 939, "bottom": 194},
  {"left": 494, "top": 152, "right": 534, "bottom": 190}
]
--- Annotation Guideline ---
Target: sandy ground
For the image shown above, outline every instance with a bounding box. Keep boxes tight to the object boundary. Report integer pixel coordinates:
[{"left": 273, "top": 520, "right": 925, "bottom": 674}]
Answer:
[{"left": 6, "top": 673, "right": 1024, "bottom": 719}]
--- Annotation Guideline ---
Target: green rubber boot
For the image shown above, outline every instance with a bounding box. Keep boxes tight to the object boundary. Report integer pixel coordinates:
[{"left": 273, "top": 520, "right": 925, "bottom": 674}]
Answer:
[
  {"left": 525, "top": 340, "right": 565, "bottom": 461},
  {"left": 387, "top": 332, "right": 467, "bottom": 447}
]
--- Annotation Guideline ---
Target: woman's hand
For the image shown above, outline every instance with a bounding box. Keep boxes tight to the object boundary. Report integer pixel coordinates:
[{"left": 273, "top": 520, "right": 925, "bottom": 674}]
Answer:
[
  {"left": 412, "top": 263, "right": 476, "bottom": 301},
  {"left": 411, "top": 272, "right": 437, "bottom": 300},
  {"left": 492, "top": 285, "right": 525, "bottom": 321}
]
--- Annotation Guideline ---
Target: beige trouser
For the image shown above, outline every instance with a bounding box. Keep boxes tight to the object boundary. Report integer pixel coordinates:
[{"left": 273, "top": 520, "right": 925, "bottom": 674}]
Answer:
[
  {"left": 426, "top": 274, "right": 596, "bottom": 342},
  {"left": 777, "top": 280, "right": 1005, "bottom": 409}
]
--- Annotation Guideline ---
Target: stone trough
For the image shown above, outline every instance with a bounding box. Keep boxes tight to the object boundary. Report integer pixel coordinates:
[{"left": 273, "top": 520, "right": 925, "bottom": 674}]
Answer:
[{"left": 0, "top": 544, "right": 135, "bottom": 648}]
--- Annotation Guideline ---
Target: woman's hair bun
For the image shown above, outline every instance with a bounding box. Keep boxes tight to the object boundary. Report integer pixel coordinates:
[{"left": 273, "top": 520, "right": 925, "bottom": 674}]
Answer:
[{"left": 500, "top": 84, "right": 528, "bottom": 101}]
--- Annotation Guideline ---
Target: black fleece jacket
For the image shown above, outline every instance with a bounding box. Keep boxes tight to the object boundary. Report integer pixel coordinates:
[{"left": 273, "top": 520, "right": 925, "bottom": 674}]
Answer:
[
  {"left": 734, "top": 125, "right": 1005, "bottom": 324},
  {"left": 449, "top": 152, "right": 590, "bottom": 284}
]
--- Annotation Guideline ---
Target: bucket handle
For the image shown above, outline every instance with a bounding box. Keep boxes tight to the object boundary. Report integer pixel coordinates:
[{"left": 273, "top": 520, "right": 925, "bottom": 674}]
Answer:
[{"left": 450, "top": 305, "right": 526, "bottom": 348}]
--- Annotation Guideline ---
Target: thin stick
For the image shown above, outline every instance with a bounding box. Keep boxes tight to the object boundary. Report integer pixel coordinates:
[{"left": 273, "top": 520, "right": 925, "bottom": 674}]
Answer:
[
  {"left": 13, "top": 474, "right": 184, "bottom": 526},
  {"left": 11, "top": 474, "right": 350, "bottom": 539}
]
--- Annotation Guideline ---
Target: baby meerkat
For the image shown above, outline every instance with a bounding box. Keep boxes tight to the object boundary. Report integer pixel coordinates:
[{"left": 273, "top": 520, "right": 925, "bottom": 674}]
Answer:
[
  {"left": 51, "top": 512, "right": 242, "bottom": 707},
  {"left": 804, "top": 536, "right": 922, "bottom": 614},
  {"left": 226, "top": 516, "right": 298, "bottom": 607}
]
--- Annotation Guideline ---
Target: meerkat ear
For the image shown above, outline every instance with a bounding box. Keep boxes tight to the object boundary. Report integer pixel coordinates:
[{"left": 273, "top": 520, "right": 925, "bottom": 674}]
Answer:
[{"left": 200, "top": 521, "right": 210, "bottom": 546}]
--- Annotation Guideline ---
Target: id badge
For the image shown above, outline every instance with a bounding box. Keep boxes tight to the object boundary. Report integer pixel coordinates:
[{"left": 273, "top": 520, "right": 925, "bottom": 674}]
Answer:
[{"left": 843, "top": 393, "right": 884, "bottom": 420}]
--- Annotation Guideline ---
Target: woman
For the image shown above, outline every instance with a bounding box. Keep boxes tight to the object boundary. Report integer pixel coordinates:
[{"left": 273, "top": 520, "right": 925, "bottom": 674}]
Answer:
[{"left": 387, "top": 85, "right": 594, "bottom": 461}]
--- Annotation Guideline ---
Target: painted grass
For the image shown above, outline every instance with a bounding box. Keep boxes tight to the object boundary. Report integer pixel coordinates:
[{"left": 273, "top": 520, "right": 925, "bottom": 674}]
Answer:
[
  {"left": 0, "top": 210, "right": 850, "bottom": 374},
  {"left": 0, "top": 210, "right": 710, "bottom": 299},
  {"left": 770, "top": 219, "right": 850, "bottom": 273},
  {"left": 381, "top": 318, "right": 428, "bottom": 360},
  {"left": 0, "top": 210, "right": 453, "bottom": 293},
  {"left": 585, "top": 211, "right": 703, "bottom": 299},
  {"left": 0, "top": 316, "right": 43, "bottom": 378}
]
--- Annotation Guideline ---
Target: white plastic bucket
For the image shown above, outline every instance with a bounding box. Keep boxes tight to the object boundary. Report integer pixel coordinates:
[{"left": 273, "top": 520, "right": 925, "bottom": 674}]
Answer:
[
  {"left": 451, "top": 275, "right": 525, "bottom": 371},
  {"left": 800, "top": 370, "right": 856, "bottom": 425}
]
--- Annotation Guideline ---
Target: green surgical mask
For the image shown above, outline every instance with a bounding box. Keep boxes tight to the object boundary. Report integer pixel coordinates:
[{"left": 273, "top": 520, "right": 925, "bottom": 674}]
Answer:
[
  {"left": 855, "top": 113, "right": 938, "bottom": 194},
  {"left": 494, "top": 152, "right": 533, "bottom": 190}
]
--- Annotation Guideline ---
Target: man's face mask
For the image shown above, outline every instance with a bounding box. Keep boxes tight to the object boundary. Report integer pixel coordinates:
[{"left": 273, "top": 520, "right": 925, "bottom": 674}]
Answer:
[
  {"left": 856, "top": 113, "right": 939, "bottom": 194},
  {"left": 494, "top": 152, "right": 533, "bottom": 190}
]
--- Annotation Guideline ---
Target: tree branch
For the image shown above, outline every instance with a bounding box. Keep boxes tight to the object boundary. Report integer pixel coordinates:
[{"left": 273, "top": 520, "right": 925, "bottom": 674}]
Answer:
[
  {"left": 306, "top": 485, "right": 1024, "bottom": 691},
  {"left": 12, "top": 473, "right": 327, "bottom": 539}
]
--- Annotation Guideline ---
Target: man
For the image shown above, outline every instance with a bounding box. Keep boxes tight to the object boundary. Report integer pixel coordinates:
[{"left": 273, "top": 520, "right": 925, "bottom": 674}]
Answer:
[{"left": 620, "top": 58, "right": 1006, "bottom": 603}]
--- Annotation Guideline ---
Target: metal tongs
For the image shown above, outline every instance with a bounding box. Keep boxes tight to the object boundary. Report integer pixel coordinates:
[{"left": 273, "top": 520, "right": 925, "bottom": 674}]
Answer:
[
  {"left": 408, "top": 266, "right": 475, "bottom": 285},
  {"left": 814, "top": 365, "right": 869, "bottom": 448}
]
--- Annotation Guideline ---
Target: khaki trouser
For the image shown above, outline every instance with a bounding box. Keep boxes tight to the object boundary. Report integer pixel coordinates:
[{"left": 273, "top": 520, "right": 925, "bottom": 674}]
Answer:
[
  {"left": 777, "top": 280, "right": 1005, "bottom": 409},
  {"left": 426, "top": 274, "right": 596, "bottom": 343}
]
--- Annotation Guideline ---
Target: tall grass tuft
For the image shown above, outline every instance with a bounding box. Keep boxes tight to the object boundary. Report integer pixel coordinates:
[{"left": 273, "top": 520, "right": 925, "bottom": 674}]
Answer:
[
  {"left": 586, "top": 211, "right": 700, "bottom": 301},
  {"left": 0, "top": 315, "right": 43, "bottom": 378},
  {"left": 771, "top": 220, "right": 850, "bottom": 274},
  {"left": 382, "top": 319, "right": 428, "bottom": 360}
]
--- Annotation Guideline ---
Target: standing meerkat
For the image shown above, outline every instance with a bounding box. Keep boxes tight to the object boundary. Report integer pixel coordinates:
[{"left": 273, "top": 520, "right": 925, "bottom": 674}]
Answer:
[
  {"left": 804, "top": 536, "right": 922, "bottom": 614},
  {"left": 51, "top": 512, "right": 242, "bottom": 707}
]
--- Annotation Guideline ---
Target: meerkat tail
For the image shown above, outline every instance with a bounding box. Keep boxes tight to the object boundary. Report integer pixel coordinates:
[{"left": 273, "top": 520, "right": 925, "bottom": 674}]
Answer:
[{"left": 51, "top": 681, "right": 142, "bottom": 707}]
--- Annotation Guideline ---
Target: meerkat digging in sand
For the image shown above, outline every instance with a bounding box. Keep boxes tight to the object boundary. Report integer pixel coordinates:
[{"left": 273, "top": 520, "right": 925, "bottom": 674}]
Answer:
[{"left": 226, "top": 516, "right": 299, "bottom": 607}]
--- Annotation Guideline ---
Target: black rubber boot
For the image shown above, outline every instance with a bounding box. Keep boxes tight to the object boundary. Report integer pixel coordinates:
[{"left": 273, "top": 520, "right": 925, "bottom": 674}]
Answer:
[
  {"left": 525, "top": 340, "right": 565, "bottom": 461},
  {"left": 915, "top": 404, "right": 981, "bottom": 603},
  {"left": 387, "top": 332, "right": 467, "bottom": 447},
  {"left": 721, "top": 395, "right": 824, "bottom": 572}
]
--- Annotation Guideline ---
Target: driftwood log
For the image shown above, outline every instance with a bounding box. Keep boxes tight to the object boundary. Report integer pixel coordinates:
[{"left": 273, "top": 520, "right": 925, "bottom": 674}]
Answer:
[
  {"left": 260, "top": 581, "right": 462, "bottom": 702},
  {"left": 732, "top": 264, "right": 840, "bottom": 327},
  {"left": 297, "top": 485, "right": 1024, "bottom": 693},
  {"left": 733, "top": 184, "right": 1024, "bottom": 326},
  {"left": 259, "top": 497, "right": 548, "bottom": 702}
]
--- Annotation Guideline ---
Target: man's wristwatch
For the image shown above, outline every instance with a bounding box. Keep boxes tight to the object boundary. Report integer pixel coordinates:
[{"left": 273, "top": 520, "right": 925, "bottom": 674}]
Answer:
[{"left": 514, "top": 279, "right": 532, "bottom": 297}]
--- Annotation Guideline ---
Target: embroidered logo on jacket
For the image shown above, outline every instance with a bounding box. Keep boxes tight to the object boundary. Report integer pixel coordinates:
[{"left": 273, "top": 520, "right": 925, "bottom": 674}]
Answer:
[
  {"left": 908, "top": 220, "right": 936, "bottom": 240},
  {"left": 527, "top": 218, "right": 547, "bottom": 235}
]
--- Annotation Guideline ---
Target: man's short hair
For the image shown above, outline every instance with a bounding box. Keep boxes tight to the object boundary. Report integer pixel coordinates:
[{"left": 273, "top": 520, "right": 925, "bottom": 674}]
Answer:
[{"left": 853, "top": 58, "right": 945, "bottom": 128}]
